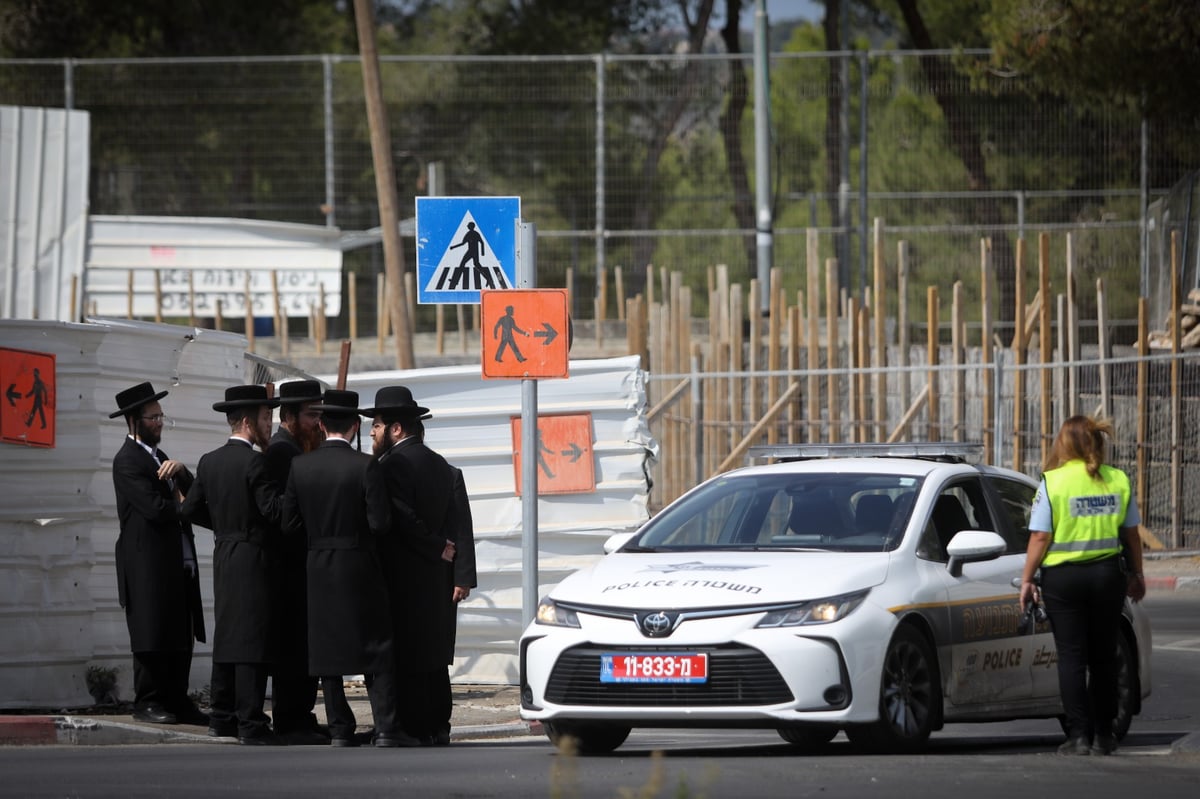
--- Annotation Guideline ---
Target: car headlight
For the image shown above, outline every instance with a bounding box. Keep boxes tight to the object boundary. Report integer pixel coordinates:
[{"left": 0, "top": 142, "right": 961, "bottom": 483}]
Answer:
[
  {"left": 754, "top": 590, "right": 868, "bottom": 628},
  {"left": 535, "top": 597, "right": 580, "bottom": 628}
]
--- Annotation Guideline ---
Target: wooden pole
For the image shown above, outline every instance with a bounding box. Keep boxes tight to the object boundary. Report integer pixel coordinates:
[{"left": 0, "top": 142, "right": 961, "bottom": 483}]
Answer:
[
  {"left": 353, "top": 0, "right": 414, "bottom": 369},
  {"left": 1013, "top": 238, "right": 1026, "bottom": 471},
  {"left": 730, "top": 282, "right": 745, "bottom": 454},
  {"left": 981, "top": 238, "right": 994, "bottom": 463},
  {"left": 788, "top": 299, "right": 802, "bottom": 444},
  {"left": 215, "top": 298, "right": 224, "bottom": 331},
  {"left": 336, "top": 340, "right": 352, "bottom": 389},
  {"left": 126, "top": 270, "right": 134, "bottom": 319},
  {"left": 807, "top": 229, "right": 821, "bottom": 442},
  {"left": 857, "top": 303, "right": 869, "bottom": 443},
  {"left": 848, "top": 296, "right": 860, "bottom": 443},
  {"left": 615, "top": 266, "right": 625, "bottom": 321},
  {"left": 1095, "top": 278, "right": 1110, "bottom": 419},
  {"left": 188, "top": 271, "right": 196, "bottom": 328},
  {"left": 927, "top": 285, "right": 940, "bottom": 441},
  {"left": 1039, "top": 232, "right": 1052, "bottom": 464},
  {"left": 376, "top": 272, "right": 386, "bottom": 354},
  {"left": 278, "top": 289, "right": 289, "bottom": 360},
  {"left": 767, "top": 267, "right": 782, "bottom": 444},
  {"left": 153, "top": 270, "right": 163, "bottom": 323},
  {"left": 714, "top": 382, "right": 801, "bottom": 475},
  {"left": 1066, "top": 233, "right": 1079, "bottom": 417},
  {"left": 316, "top": 283, "right": 327, "bottom": 356},
  {"left": 348, "top": 270, "right": 358, "bottom": 341},
  {"left": 69, "top": 275, "right": 78, "bottom": 322},
  {"left": 873, "top": 218, "right": 887, "bottom": 439},
  {"left": 271, "top": 271, "right": 283, "bottom": 343},
  {"left": 951, "top": 281, "right": 964, "bottom": 442},
  {"left": 244, "top": 271, "right": 255, "bottom": 353},
  {"left": 435, "top": 303, "right": 445, "bottom": 354},
  {"left": 748, "top": 278, "right": 762, "bottom": 433},
  {"left": 457, "top": 304, "right": 468, "bottom": 353},
  {"left": 1136, "top": 297, "right": 1148, "bottom": 524},
  {"left": 897, "top": 241, "right": 911, "bottom": 420},
  {"left": 1170, "top": 230, "right": 1182, "bottom": 547},
  {"left": 826, "top": 259, "right": 840, "bottom": 443}
]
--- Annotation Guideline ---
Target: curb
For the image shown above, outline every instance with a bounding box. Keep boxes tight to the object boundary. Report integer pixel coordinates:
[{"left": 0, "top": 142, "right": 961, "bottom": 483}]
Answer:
[
  {"left": 1146, "top": 576, "right": 1200, "bottom": 592},
  {"left": 0, "top": 715, "right": 538, "bottom": 746},
  {"left": 1171, "top": 731, "right": 1200, "bottom": 754}
]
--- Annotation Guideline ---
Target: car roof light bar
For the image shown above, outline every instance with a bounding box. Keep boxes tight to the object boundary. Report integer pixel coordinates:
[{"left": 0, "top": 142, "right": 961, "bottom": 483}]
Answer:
[{"left": 747, "top": 442, "right": 984, "bottom": 464}]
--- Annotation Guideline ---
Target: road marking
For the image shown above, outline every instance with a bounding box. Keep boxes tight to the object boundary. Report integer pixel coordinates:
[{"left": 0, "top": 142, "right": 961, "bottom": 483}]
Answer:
[{"left": 1152, "top": 637, "right": 1200, "bottom": 652}]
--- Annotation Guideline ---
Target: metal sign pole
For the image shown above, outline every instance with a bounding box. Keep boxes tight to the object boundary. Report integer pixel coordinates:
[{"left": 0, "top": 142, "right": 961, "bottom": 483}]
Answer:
[{"left": 517, "top": 219, "right": 539, "bottom": 629}]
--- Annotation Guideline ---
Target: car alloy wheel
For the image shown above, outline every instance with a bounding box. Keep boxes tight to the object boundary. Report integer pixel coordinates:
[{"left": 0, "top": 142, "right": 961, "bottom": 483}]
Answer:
[{"left": 848, "top": 624, "right": 939, "bottom": 753}]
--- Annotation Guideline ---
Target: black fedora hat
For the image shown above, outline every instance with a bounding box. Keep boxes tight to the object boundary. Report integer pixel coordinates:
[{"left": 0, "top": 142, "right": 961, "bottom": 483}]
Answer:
[
  {"left": 212, "top": 385, "right": 281, "bottom": 412},
  {"left": 360, "top": 385, "right": 430, "bottom": 419},
  {"left": 277, "top": 379, "right": 323, "bottom": 405},
  {"left": 110, "top": 382, "right": 168, "bottom": 419},
  {"left": 311, "top": 389, "right": 361, "bottom": 415}
]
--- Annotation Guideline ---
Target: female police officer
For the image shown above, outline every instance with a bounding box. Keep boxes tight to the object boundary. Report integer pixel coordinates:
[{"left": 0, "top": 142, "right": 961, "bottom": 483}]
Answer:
[{"left": 1019, "top": 415, "right": 1146, "bottom": 756}]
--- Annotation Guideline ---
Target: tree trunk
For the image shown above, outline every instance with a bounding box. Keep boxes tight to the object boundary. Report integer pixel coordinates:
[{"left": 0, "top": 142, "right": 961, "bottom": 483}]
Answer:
[
  {"left": 896, "top": 0, "right": 1018, "bottom": 335},
  {"left": 719, "top": 0, "right": 756, "bottom": 278}
]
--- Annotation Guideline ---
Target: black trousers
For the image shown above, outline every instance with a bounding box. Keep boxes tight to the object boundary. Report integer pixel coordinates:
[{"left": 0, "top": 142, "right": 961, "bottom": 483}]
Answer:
[
  {"left": 209, "top": 662, "right": 271, "bottom": 737},
  {"left": 397, "top": 667, "right": 452, "bottom": 738},
  {"left": 1040, "top": 556, "right": 1126, "bottom": 740},
  {"left": 320, "top": 672, "right": 398, "bottom": 741},
  {"left": 271, "top": 666, "right": 319, "bottom": 733},
  {"left": 132, "top": 648, "right": 192, "bottom": 712}
]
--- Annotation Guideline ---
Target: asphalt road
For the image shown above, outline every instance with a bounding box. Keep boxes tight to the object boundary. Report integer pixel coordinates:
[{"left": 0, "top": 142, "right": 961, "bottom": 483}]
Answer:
[{"left": 2, "top": 595, "right": 1196, "bottom": 799}]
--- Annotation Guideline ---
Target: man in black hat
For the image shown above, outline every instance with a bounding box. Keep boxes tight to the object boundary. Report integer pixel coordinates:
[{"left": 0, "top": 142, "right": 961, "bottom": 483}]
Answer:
[
  {"left": 282, "top": 390, "right": 418, "bottom": 747},
  {"left": 364, "top": 385, "right": 461, "bottom": 745},
  {"left": 109, "top": 382, "right": 207, "bottom": 726},
  {"left": 263, "top": 379, "right": 327, "bottom": 744},
  {"left": 181, "top": 385, "right": 284, "bottom": 745}
]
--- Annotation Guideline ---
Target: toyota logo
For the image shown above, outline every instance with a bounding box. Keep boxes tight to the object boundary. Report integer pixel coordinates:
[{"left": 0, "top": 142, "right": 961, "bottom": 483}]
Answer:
[{"left": 638, "top": 611, "right": 675, "bottom": 637}]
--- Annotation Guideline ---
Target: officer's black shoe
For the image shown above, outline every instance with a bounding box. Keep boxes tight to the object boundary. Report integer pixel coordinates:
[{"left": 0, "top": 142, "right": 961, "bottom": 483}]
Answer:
[
  {"left": 132, "top": 704, "right": 177, "bottom": 724},
  {"left": 373, "top": 732, "right": 423, "bottom": 748},
  {"left": 1057, "top": 735, "right": 1091, "bottom": 756},
  {"left": 1091, "top": 734, "right": 1117, "bottom": 755},
  {"left": 238, "top": 731, "right": 284, "bottom": 746}
]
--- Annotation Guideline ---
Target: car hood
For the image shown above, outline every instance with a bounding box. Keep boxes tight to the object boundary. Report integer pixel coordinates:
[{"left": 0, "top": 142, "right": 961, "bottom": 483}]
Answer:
[{"left": 552, "top": 550, "right": 892, "bottom": 608}]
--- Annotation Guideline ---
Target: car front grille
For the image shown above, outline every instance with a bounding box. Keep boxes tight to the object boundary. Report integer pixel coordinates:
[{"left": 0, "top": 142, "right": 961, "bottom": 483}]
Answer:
[{"left": 545, "top": 643, "right": 793, "bottom": 706}]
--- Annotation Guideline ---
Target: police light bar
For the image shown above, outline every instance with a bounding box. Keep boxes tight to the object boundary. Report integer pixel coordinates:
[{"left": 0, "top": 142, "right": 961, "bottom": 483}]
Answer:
[{"left": 747, "top": 442, "right": 984, "bottom": 463}]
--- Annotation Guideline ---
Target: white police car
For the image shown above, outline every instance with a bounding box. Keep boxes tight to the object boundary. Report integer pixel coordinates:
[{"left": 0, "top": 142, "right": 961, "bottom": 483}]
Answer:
[{"left": 518, "top": 443, "right": 1151, "bottom": 753}]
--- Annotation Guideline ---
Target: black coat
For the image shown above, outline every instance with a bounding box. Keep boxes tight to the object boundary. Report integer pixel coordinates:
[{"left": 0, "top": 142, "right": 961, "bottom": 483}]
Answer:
[
  {"left": 374, "top": 437, "right": 456, "bottom": 671},
  {"left": 112, "top": 437, "right": 206, "bottom": 650},
  {"left": 181, "top": 438, "right": 283, "bottom": 664},
  {"left": 282, "top": 440, "right": 393, "bottom": 677},
  {"left": 264, "top": 427, "right": 309, "bottom": 664},
  {"left": 442, "top": 466, "right": 478, "bottom": 663}
]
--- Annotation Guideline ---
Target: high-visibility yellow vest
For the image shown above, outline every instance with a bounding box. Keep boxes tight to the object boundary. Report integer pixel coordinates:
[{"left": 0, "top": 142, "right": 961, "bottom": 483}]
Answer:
[{"left": 1041, "top": 460, "right": 1129, "bottom": 567}]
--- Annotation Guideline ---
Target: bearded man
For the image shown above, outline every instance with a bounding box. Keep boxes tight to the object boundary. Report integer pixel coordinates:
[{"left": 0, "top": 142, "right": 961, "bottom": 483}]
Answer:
[
  {"left": 181, "top": 384, "right": 284, "bottom": 745},
  {"left": 263, "top": 379, "right": 328, "bottom": 745},
  {"left": 110, "top": 382, "right": 208, "bottom": 726}
]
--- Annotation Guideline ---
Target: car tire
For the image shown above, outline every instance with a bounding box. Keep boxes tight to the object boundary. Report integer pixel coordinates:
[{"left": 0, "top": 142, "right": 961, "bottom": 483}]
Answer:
[
  {"left": 543, "top": 720, "right": 631, "bottom": 754},
  {"left": 778, "top": 724, "right": 838, "bottom": 749},
  {"left": 1055, "top": 627, "right": 1139, "bottom": 742},
  {"left": 847, "top": 624, "right": 939, "bottom": 753}
]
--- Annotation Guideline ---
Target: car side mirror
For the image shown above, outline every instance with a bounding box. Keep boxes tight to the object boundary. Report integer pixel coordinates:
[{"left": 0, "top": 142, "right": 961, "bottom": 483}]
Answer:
[
  {"left": 945, "top": 530, "right": 1007, "bottom": 577},
  {"left": 603, "top": 532, "right": 636, "bottom": 554}
]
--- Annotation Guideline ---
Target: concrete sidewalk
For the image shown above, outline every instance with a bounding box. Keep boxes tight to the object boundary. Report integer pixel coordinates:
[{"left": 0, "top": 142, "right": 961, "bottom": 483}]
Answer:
[{"left": 1, "top": 683, "right": 533, "bottom": 747}]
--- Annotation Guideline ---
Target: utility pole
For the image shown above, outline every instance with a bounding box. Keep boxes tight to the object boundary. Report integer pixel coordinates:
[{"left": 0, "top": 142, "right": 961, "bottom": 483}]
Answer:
[{"left": 353, "top": 0, "right": 414, "bottom": 369}]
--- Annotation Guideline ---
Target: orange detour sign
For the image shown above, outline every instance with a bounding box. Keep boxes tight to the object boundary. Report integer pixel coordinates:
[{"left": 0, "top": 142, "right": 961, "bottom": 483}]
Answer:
[
  {"left": 0, "top": 347, "right": 56, "bottom": 448},
  {"left": 481, "top": 288, "right": 569, "bottom": 379},
  {"left": 511, "top": 413, "right": 595, "bottom": 495}
]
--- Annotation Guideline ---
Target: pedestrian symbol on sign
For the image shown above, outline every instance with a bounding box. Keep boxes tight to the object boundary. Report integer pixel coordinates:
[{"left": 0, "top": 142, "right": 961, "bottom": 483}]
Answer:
[{"left": 425, "top": 211, "right": 512, "bottom": 295}]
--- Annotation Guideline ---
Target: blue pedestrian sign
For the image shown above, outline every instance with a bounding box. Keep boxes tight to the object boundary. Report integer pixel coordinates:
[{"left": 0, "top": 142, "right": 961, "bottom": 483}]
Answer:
[{"left": 416, "top": 196, "right": 520, "bottom": 304}]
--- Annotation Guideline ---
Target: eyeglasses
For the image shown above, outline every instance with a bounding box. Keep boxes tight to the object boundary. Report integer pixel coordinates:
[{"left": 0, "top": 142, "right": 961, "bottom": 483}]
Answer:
[{"left": 141, "top": 414, "right": 170, "bottom": 424}]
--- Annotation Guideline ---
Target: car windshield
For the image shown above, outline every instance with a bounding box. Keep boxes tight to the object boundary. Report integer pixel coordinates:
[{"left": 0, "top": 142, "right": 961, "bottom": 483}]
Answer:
[{"left": 632, "top": 472, "right": 923, "bottom": 552}]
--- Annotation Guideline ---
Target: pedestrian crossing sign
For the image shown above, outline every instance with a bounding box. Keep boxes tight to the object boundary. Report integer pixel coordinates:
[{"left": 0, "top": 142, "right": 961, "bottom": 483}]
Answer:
[
  {"left": 416, "top": 196, "right": 520, "bottom": 304},
  {"left": 0, "top": 347, "right": 55, "bottom": 448}
]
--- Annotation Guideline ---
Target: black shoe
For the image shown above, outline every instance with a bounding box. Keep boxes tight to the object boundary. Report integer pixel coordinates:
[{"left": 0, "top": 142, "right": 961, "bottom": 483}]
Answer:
[
  {"left": 1058, "top": 735, "right": 1091, "bottom": 756},
  {"left": 330, "top": 736, "right": 359, "bottom": 748},
  {"left": 373, "top": 732, "right": 424, "bottom": 748},
  {"left": 173, "top": 705, "right": 210, "bottom": 726},
  {"left": 279, "top": 728, "right": 332, "bottom": 746},
  {"left": 238, "top": 732, "right": 284, "bottom": 746},
  {"left": 207, "top": 722, "right": 237, "bottom": 738},
  {"left": 132, "top": 704, "right": 177, "bottom": 724},
  {"left": 1091, "top": 734, "right": 1118, "bottom": 755},
  {"left": 432, "top": 728, "right": 451, "bottom": 746}
]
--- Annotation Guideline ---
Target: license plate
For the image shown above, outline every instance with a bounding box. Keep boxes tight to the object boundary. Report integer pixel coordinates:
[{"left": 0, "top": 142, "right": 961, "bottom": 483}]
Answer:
[{"left": 599, "top": 653, "right": 708, "bottom": 684}]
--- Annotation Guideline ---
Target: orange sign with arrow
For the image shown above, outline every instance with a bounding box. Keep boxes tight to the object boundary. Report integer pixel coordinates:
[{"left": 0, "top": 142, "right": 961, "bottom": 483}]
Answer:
[
  {"left": 0, "top": 347, "right": 56, "bottom": 448},
  {"left": 481, "top": 288, "right": 569, "bottom": 379},
  {"left": 511, "top": 413, "right": 595, "bottom": 495}
]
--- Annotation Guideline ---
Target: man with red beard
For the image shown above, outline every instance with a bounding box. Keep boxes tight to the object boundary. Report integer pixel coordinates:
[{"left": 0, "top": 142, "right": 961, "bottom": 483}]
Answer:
[
  {"left": 182, "top": 385, "right": 284, "bottom": 745},
  {"left": 110, "top": 381, "right": 207, "bottom": 726},
  {"left": 263, "top": 379, "right": 328, "bottom": 745}
]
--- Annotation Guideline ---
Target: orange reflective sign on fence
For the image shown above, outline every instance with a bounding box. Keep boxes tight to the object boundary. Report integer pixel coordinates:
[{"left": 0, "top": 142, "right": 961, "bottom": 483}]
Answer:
[
  {"left": 511, "top": 413, "right": 595, "bottom": 495},
  {"left": 481, "top": 289, "right": 569, "bottom": 379},
  {"left": 0, "top": 347, "right": 56, "bottom": 448}
]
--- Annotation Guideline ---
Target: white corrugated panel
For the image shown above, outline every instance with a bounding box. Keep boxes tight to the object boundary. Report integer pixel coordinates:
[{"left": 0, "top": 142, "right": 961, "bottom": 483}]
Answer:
[
  {"left": 339, "top": 356, "right": 657, "bottom": 684},
  {"left": 0, "top": 106, "right": 90, "bottom": 322},
  {"left": 0, "top": 318, "right": 246, "bottom": 708}
]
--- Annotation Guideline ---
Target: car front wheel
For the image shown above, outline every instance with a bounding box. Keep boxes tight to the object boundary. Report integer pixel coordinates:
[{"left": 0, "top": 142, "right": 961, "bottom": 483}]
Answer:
[
  {"left": 778, "top": 724, "right": 838, "bottom": 749},
  {"left": 543, "top": 720, "right": 631, "bottom": 754},
  {"left": 847, "top": 623, "right": 939, "bottom": 753}
]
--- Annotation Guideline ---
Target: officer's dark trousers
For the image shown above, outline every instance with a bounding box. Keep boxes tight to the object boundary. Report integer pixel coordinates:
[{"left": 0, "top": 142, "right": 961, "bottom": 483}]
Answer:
[{"left": 1041, "top": 556, "right": 1127, "bottom": 740}]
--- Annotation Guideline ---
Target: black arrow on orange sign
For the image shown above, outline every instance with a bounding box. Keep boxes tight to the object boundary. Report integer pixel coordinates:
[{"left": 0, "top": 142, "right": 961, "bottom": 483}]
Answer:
[
  {"left": 560, "top": 442, "right": 583, "bottom": 462},
  {"left": 5, "top": 383, "right": 19, "bottom": 407},
  {"left": 533, "top": 322, "right": 558, "bottom": 346}
]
